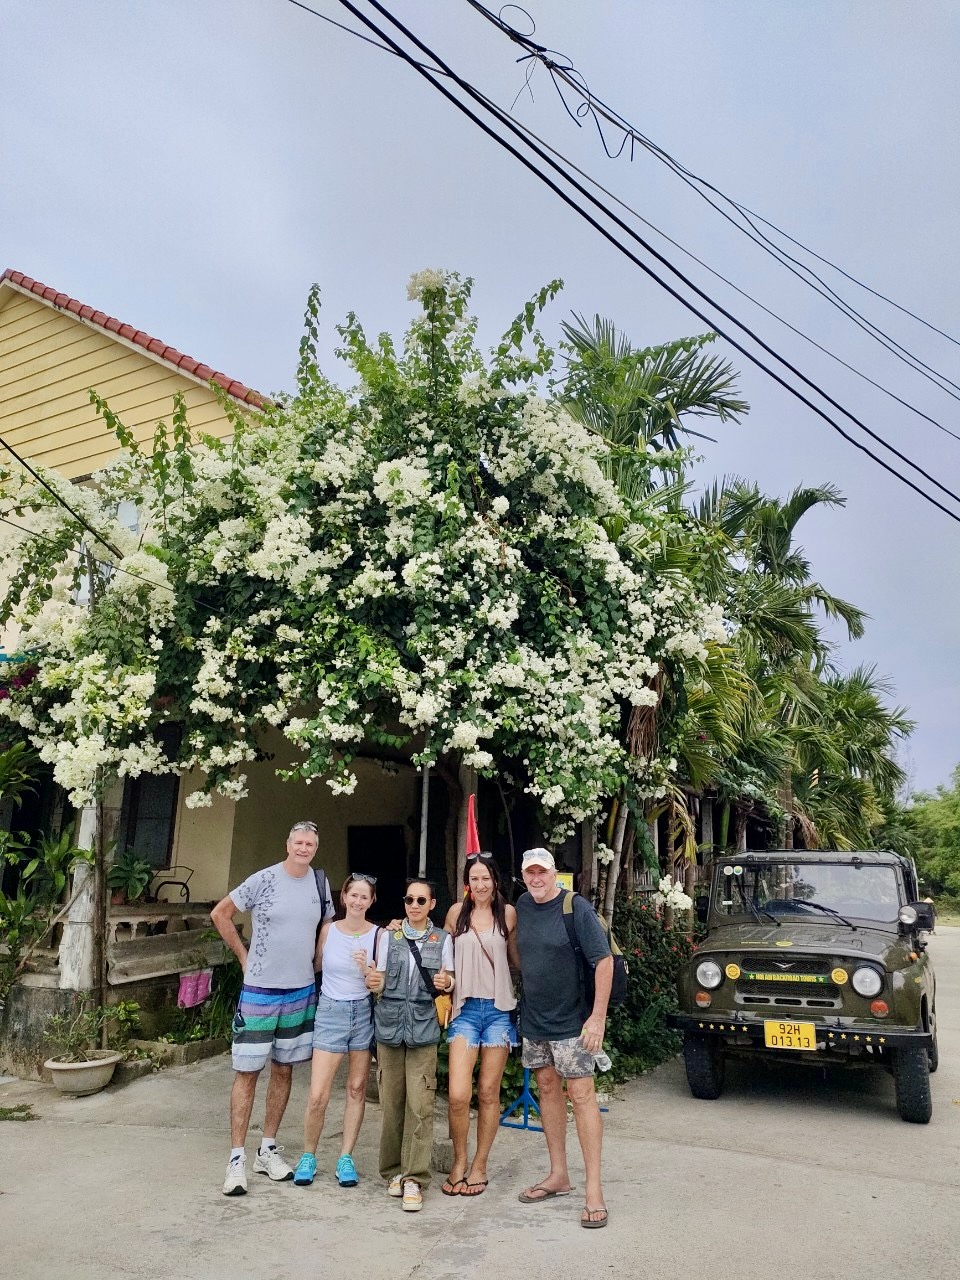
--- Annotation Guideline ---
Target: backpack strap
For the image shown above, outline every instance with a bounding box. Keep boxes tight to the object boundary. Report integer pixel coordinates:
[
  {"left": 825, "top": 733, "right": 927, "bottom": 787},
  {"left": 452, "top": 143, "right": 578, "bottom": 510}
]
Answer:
[
  {"left": 313, "top": 867, "right": 332, "bottom": 920},
  {"left": 561, "top": 891, "right": 584, "bottom": 963}
]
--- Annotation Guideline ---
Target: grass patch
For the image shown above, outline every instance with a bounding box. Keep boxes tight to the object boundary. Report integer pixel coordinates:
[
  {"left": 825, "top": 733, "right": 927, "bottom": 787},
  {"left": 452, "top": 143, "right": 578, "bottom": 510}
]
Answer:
[{"left": 0, "top": 1103, "right": 37, "bottom": 1121}]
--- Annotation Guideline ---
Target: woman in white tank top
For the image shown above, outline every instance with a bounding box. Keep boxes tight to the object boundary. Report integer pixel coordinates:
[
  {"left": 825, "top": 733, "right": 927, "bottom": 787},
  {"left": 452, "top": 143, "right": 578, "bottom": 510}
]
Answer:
[
  {"left": 293, "top": 873, "right": 381, "bottom": 1189},
  {"left": 441, "top": 853, "right": 519, "bottom": 1197}
]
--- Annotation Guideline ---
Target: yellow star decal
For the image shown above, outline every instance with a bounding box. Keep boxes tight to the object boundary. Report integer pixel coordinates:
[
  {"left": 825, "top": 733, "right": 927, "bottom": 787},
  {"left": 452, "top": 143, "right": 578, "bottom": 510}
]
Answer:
[
  {"left": 879, "top": 1037, "right": 886, "bottom": 1044},
  {"left": 840, "top": 1034, "right": 847, "bottom": 1041},
  {"left": 854, "top": 1036, "right": 860, "bottom": 1042}
]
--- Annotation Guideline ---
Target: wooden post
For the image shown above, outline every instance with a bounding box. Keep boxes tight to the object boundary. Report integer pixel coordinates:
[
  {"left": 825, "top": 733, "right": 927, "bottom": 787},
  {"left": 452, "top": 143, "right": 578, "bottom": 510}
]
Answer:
[{"left": 701, "top": 795, "right": 714, "bottom": 859}]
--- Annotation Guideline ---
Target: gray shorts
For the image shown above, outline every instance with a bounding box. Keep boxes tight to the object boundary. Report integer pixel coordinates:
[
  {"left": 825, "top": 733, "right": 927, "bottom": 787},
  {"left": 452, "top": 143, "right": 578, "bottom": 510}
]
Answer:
[{"left": 521, "top": 1035, "right": 609, "bottom": 1079}]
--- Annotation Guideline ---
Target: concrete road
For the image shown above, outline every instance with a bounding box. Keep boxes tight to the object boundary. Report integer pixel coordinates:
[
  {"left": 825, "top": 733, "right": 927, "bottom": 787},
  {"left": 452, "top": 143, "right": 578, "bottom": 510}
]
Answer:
[{"left": 2, "top": 929, "right": 958, "bottom": 1280}]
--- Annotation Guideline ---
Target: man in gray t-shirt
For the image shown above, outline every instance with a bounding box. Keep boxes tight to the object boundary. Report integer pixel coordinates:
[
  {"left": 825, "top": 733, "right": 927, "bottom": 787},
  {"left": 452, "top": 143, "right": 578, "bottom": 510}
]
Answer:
[
  {"left": 211, "top": 821, "right": 334, "bottom": 1196},
  {"left": 515, "top": 848, "right": 612, "bottom": 1229}
]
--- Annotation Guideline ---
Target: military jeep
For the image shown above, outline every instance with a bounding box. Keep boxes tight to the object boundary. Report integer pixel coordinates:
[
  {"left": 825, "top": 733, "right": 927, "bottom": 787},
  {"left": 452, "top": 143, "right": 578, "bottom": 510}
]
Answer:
[{"left": 668, "top": 850, "right": 937, "bottom": 1123}]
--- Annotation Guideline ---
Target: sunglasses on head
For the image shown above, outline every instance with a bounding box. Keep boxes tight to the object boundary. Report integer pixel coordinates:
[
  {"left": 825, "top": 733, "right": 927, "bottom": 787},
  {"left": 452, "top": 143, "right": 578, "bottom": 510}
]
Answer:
[
  {"left": 404, "top": 894, "right": 430, "bottom": 906},
  {"left": 348, "top": 872, "right": 377, "bottom": 885},
  {"left": 466, "top": 851, "right": 495, "bottom": 862},
  {"left": 290, "top": 821, "right": 318, "bottom": 833}
]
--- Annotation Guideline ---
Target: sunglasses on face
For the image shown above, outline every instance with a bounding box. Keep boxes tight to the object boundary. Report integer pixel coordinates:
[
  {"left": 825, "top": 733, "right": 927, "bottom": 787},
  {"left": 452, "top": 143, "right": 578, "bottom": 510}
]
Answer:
[
  {"left": 348, "top": 873, "right": 377, "bottom": 885},
  {"left": 404, "top": 895, "right": 430, "bottom": 906}
]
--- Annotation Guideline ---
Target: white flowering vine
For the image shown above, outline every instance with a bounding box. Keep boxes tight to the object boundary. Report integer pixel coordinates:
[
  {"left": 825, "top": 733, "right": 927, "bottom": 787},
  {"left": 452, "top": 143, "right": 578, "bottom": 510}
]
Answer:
[{"left": 0, "top": 271, "right": 722, "bottom": 837}]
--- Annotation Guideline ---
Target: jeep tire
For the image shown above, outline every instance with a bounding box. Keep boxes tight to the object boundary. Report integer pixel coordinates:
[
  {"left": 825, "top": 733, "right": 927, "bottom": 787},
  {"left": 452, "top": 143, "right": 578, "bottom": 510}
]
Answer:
[
  {"left": 683, "top": 1031, "right": 725, "bottom": 1100},
  {"left": 928, "top": 1011, "right": 939, "bottom": 1074},
  {"left": 893, "top": 1043, "right": 932, "bottom": 1124}
]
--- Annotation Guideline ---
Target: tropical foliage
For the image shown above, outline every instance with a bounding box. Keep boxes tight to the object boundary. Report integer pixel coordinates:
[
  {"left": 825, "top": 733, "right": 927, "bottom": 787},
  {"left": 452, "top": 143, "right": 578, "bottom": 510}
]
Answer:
[{"left": 905, "top": 765, "right": 960, "bottom": 904}]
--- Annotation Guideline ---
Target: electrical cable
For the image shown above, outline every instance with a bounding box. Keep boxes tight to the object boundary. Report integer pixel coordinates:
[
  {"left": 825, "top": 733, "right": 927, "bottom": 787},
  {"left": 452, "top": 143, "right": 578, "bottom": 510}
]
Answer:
[
  {"left": 324, "top": 0, "right": 960, "bottom": 523},
  {"left": 0, "top": 513, "right": 225, "bottom": 617},
  {"left": 469, "top": 85, "right": 960, "bottom": 447},
  {"left": 465, "top": 1, "right": 960, "bottom": 397},
  {"left": 281, "top": 0, "right": 960, "bottom": 446},
  {"left": 0, "top": 436, "right": 123, "bottom": 559}
]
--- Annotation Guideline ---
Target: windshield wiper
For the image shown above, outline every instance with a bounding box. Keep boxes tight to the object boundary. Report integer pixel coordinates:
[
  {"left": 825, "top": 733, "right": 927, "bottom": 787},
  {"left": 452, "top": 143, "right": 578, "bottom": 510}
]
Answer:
[
  {"left": 747, "top": 898, "right": 781, "bottom": 928},
  {"left": 794, "top": 900, "right": 857, "bottom": 930}
]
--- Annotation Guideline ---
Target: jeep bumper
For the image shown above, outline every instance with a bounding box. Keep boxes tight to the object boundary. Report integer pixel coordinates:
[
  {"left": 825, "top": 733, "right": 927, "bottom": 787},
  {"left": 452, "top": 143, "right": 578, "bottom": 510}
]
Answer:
[{"left": 667, "top": 1012, "right": 931, "bottom": 1049}]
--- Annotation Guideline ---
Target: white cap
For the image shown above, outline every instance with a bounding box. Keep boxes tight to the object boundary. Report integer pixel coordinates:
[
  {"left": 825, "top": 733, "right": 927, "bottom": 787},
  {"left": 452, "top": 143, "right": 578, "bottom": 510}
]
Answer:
[{"left": 521, "top": 847, "right": 556, "bottom": 872}]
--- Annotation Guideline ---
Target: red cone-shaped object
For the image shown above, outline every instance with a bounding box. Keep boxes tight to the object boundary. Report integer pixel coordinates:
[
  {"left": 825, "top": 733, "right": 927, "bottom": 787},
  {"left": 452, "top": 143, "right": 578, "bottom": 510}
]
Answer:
[{"left": 465, "top": 792, "right": 481, "bottom": 856}]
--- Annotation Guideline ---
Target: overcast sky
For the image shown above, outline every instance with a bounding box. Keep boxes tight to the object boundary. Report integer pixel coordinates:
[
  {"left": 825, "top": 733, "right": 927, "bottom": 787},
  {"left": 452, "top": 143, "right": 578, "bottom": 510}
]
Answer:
[{"left": 2, "top": 0, "right": 958, "bottom": 794}]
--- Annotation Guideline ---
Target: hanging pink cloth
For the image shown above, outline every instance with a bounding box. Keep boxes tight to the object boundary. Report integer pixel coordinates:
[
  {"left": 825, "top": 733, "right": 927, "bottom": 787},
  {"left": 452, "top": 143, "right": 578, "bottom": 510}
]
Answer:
[{"left": 178, "top": 969, "right": 213, "bottom": 1008}]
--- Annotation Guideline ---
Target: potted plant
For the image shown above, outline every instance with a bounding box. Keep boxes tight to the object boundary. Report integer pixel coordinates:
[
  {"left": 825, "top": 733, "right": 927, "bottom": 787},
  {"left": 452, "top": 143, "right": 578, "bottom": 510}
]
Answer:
[
  {"left": 44, "top": 1000, "right": 140, "bottom": 1095},
  {"left": 107, "top": 849, "right": 154, "bottom": 905}
]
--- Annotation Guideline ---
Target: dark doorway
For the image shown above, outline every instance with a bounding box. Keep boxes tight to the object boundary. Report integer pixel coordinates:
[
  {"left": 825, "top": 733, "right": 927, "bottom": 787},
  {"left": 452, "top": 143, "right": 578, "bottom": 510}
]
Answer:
[{"left": 347, "top": 825, "right": 408, "bottom": 924}]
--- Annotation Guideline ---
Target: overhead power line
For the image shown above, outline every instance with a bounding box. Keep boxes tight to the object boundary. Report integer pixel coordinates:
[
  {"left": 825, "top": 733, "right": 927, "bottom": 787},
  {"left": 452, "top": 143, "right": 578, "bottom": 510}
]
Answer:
[
  {"left": 0, "top": 435, "right": 123, "bottom": 559},
  {"left": 281, "top": 0, "right": 960, "bottom": 447},
  {"left": 464, "top": 0, "right": 960, "bottom": 393},
  {"left": 314, "top": 0, "right": 960, "bottom": 524},
  {"left": 0, "top": 513, "right": 224, "bottom": 617}
]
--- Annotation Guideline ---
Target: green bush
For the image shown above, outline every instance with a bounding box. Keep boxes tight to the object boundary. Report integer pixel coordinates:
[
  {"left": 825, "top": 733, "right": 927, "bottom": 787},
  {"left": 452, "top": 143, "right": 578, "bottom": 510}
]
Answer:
[{"left": 606, "top": 895, "right": 694, "bottom": 1081}]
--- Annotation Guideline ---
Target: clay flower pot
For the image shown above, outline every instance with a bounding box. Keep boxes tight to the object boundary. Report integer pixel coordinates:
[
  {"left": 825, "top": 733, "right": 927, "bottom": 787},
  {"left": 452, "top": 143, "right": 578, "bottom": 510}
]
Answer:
[{"left": 44, "top": 1050, "right": 122, "bottom": 1096}]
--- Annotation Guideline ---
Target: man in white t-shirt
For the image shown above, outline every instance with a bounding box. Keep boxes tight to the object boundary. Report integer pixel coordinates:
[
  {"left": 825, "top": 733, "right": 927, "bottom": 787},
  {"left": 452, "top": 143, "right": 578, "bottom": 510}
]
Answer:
[{"left": 211, "top": 821, "right": 334, "bottom": 1196}]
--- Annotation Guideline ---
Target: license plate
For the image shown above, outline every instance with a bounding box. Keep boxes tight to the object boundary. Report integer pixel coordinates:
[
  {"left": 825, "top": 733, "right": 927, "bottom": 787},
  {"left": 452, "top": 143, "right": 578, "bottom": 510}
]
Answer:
[{"left": 764, "top": 1020, "right": 817, "bottom": 1051}]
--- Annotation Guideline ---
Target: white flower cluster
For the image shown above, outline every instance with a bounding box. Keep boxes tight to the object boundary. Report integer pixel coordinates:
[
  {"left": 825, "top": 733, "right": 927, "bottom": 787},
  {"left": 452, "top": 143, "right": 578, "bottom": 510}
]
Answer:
[{"left": 652, "top": 874, "right": 694, "bottom": 912}]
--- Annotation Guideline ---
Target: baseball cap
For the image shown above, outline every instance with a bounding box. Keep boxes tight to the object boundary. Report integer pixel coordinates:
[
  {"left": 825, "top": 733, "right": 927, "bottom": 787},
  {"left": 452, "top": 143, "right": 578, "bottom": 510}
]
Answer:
[{"left": 521, "top": 848, "right": 556, "bottom": 872}]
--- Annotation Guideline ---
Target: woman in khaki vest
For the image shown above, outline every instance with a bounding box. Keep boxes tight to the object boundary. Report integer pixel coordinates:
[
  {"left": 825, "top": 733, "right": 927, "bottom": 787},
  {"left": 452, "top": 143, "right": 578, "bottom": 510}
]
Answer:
[{"left": 441, "top": 853, "right": 519, "bottom": 1197}]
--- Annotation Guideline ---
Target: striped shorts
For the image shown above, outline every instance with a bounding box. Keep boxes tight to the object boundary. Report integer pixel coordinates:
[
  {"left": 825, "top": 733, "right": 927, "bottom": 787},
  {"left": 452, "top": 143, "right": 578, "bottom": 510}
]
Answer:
[{"left": 231, "top": 982, "right": 317, "bottom": 1072}]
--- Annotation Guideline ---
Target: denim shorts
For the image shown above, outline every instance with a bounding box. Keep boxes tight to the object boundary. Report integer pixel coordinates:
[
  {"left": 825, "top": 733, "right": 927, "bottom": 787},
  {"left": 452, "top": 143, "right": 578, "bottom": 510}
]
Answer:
[
  {"left": 312, "top": 993, "right": 374, "bottom": 1054},
  {"left": 447, "top": 997, "right": 518, "bottom": 1050}
]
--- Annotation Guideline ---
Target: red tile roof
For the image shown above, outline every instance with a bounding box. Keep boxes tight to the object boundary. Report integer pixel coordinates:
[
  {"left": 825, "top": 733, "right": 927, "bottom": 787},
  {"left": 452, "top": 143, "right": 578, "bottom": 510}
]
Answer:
[{"left": 1, "top": 268, "right": 264, "bottom": 408}]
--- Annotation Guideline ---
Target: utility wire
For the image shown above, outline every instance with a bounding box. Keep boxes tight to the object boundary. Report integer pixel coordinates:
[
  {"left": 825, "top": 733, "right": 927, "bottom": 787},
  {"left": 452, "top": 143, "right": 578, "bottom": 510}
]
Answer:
[
  {"left": 465, "top": 0, "right": 960, "bottom": 398},
  {"left": 470, "top": 86, "right": 960, "bottom": 447},
  {"left": 0, "top": 436, "right": 123, "bottom": 559},
  {"left": 282, "top": 0, "right": 960, "bottom": 446},
  {"left": 324, "top": 0, "right": 960, "bottom": 523},
  {"left": 0, "top": 513, "right": 225, "bottom": 617}
]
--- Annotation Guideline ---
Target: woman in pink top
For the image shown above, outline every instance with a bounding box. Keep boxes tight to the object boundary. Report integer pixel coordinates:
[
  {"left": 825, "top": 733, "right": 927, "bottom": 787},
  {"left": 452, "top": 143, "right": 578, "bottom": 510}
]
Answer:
[{"left": 441, "top": 853, "right": 519, "bottom": 1197}]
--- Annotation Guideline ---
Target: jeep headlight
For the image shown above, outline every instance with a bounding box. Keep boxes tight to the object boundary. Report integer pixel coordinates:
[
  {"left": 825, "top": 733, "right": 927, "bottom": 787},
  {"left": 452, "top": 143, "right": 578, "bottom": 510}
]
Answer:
[
  {"left": 851, "top": 966, "right": 883, "bottom": 998},
  {"left": 898, "top": 905, "right": 918, "bottom": 926},
  {"left": 695, "top": 959, "right": 723, "bottom": 989}
]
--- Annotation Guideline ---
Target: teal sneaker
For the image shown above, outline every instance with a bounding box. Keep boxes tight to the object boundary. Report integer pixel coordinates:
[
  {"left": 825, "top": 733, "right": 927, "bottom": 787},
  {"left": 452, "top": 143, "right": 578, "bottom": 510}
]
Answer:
[
  {"left": 336, "top": 1154, "right": 359, "bottom": 1187},
  {"left": 293, "top": 1153, "right": 317, "bottom": 1186}
]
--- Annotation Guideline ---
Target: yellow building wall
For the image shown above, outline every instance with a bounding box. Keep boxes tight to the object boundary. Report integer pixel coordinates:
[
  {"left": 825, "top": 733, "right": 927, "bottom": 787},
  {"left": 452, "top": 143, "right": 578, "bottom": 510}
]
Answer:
[
  {"left": 225, "top": 732, "right": 419, "bottom": 892},
  {"left": 167, "top": 783, "right": 239, "bottom": 905},
  {"left": 166, "top": 734, "right": 418, "bottom": 911},
  {"left": 0, "top": 288, "right": 239, "bottom": 479}
]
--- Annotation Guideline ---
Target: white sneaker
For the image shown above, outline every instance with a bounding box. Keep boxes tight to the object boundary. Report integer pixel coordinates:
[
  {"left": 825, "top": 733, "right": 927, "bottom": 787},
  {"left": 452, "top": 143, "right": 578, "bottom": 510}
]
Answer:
[
  {"left": 387, "top": 1175, "right": 403, "bottom": 1198},
  {"left": 222, "top": 1154, "right": 247, "bottom": 1196},
  {"left": 402, "top": 1178, "right": 423, "bottom": 1212},
  {"left": 253, "top": 1145, "right": 294, "bottom": 1181}
]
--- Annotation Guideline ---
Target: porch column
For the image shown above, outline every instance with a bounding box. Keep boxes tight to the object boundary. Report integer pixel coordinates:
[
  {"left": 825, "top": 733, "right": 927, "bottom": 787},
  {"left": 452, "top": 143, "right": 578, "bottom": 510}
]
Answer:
[{"left": 57, "top": 779, "right": 125, "bottom": 993}]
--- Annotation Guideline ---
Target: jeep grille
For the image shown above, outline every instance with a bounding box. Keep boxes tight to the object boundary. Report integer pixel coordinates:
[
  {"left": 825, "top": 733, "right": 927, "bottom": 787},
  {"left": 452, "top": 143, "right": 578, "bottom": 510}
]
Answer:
[
  {"left": 739, "top": 955, "right": 831, "bottom": 975},
  {"left": 736, "top": 978, "right": 842, "bottom": 1010}
]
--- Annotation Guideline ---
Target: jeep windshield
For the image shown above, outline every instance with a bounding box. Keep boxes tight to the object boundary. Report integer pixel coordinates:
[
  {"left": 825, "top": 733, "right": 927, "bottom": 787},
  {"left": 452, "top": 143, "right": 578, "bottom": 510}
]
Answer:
[{"left": 713, "top": 862, "right": 902, "bottom": 926}]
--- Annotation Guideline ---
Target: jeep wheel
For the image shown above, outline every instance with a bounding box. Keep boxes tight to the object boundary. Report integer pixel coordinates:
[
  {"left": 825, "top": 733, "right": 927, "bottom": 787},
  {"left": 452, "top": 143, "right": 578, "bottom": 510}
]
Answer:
[
  {"left": 683, "top": 1031, "right": 725, "bottom": 1100},
  {"left": 893, "top": 1044, "right": 932, "bottom": 1124},
  {"left": 928, "top": 1013, "right": 939, "bottom": 1074}
]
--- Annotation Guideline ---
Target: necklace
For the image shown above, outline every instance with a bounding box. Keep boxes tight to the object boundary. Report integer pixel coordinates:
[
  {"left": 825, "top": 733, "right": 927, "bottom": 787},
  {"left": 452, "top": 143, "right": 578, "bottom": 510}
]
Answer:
[{"left": 402, "top": 918, "right": 432, "bottom": 941}]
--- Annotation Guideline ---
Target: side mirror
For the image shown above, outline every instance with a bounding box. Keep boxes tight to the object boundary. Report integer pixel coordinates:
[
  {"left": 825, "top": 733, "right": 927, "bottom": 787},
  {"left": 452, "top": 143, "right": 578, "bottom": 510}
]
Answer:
[
  {"left": 899, "top": 901, "right": 935, "bottom": 931},
  {"left": 695, "top": 895, "right": 709, "bottom": 924}
]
